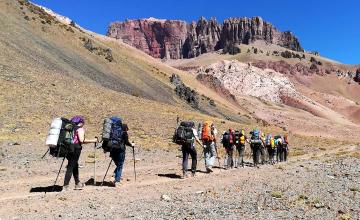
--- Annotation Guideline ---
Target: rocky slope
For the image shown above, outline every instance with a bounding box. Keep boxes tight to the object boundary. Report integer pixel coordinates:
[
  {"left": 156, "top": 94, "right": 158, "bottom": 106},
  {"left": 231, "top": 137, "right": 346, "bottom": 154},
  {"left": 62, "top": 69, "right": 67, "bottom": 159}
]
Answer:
[{"left": 107, "top": 16, "right": 303, "bottom": 59}]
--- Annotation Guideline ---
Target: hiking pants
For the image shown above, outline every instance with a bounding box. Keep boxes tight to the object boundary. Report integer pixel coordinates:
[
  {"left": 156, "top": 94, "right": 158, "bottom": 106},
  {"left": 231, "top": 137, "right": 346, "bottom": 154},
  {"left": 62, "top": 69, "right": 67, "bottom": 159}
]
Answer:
[
  {"left": 260, "top": 145, "right": 267, "bottom": 164},
  {"left": 111, "top": 149, "right": 126, "bottom": 182},
  {"left": 277, "top": 145, "right": 285, "bottom": 162},
  {"left": 283, "top": 144, "right": 288, "bottom": 161},
  {"left": 225, "top": 146, "right": 234, "bottom": 168},
  {"left": 203, "top": 141, "right": 216, "bottom": 168},
  {"left": 267, "top": 146, "right": 276, "bottom": 164},
  {"left": 235, "top": 144, "right": 245, "bottom": 167},
  {"left": 251, "top": 144, "right": 261, "bottom": 166},
  {"left": 64, "top": 148, "right": 81, "bottom": 186},
  {"left": 181, "top": 144, "right": 197, "bottom": 174}
]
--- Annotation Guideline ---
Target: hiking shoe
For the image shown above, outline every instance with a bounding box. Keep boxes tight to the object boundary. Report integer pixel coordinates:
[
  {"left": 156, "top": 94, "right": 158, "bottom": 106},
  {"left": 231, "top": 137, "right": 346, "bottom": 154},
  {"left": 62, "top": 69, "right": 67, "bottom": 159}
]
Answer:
[
  {"left": 182, "top": 172, "right": 190, "bottom": 179},
  {"left": 74, "top": 182, "right": 84, "bottom": 190},
  {"left": 62, "top": 185, "right": 70, "bottom": 192},
  {"left": 112, "top": 181, "right": 122, "bottom": 187}
]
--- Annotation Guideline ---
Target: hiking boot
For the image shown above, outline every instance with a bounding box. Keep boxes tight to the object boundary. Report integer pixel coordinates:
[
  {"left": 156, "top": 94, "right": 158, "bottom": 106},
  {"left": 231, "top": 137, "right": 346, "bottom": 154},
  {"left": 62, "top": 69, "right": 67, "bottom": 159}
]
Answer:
[
  {"left": 182, "top": 172, "right": 190, "bottom": 179},
  {"left": 112, "top": 181, "right": 122, "bottom": 187},
  {"left": 74, "top": 182, "right": 84, "bottom": 190},
  {"left": 62, "top": 185, "right": 70, "bottom": 192}
]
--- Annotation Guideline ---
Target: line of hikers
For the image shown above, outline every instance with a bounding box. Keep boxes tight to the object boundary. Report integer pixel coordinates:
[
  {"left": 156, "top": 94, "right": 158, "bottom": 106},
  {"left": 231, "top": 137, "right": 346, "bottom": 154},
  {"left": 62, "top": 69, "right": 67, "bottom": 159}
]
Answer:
[
  {"left": 173, "top": 120, "right": 289, "bottom": 178},
  {"left": 45, "top": 116, "right": 289, "bottom": 191}
]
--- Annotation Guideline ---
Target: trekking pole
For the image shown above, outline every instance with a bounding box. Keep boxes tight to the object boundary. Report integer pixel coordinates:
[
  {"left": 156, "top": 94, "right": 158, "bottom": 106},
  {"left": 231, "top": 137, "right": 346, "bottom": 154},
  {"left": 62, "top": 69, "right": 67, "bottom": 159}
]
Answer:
[
  {"left": 94, "top": 137, "right": 98, "bottom": 186},
  {"left": 101, "top": 159, "right": 112, "bottom": 186},
  {"left": 234, "top": 146, "right": 237, "bottom": 168},
  {"left": 132, "top": 142, "right": 137, "bottom": 182},
  {"left": 214, "top": 141, "right": 221, "bottom": 170},
  {"left": 52, "top": 156, "right": 66, "bottom": 192},
  {"left": 41, "top": 148, "right": 50, "bottom": 159}
]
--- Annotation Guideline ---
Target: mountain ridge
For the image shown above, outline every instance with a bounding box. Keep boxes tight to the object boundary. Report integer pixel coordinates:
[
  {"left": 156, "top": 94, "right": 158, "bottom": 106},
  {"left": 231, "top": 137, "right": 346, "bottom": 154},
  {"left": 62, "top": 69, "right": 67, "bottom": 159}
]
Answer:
[{"left": 107, "top": 16, "right": 303, "bottom": 59}]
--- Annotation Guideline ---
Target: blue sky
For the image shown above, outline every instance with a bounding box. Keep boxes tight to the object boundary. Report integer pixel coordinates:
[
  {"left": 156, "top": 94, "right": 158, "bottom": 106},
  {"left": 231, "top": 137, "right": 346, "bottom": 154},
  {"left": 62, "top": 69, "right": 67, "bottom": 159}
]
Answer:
[{"left": 32, "top": 0, "right": 359, "bottom": 64}]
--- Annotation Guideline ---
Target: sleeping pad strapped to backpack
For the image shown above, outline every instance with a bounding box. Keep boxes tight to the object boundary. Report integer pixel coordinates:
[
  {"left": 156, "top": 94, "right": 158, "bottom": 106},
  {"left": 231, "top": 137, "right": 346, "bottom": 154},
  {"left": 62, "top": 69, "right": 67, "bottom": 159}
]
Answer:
[
  {"left": 173, "top": 121, "right": 195, "bottom": 145},
  {"left": 46, "top": 118, "right": 77, "bottom": 157},
  {"left": 101, "top": 116, "right": 123, "bottom": 152}
]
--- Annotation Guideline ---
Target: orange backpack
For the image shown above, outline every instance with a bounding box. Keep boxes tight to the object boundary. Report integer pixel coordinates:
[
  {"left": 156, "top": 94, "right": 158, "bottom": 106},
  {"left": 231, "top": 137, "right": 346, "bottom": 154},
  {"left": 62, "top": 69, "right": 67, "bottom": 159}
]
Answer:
[
  {"left": 284, "top": 134, "right": 289, "bottom": 144},
  {"left": 201, "top": 122, "right": 213, "bottom": 142}
]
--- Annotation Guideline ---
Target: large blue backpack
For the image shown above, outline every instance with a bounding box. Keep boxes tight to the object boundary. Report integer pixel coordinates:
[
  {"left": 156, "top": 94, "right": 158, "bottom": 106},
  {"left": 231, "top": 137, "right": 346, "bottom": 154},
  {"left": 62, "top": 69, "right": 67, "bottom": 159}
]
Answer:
[
  {"left": 252, "top": 129, "right": 260, "bottom": 140},
  {"left": 102, "top": 116, "right": 123, "bottom": 152}
]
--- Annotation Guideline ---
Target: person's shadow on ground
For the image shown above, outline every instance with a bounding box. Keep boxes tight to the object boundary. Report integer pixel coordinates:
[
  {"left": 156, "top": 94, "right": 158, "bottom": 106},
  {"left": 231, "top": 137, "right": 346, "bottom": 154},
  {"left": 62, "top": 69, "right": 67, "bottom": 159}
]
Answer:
[
  {"left": 85, "top": 178, "right": 115, "bottom": 187},
  {"left": 30, "top": 185, "right": 63, "bottom": 193}
]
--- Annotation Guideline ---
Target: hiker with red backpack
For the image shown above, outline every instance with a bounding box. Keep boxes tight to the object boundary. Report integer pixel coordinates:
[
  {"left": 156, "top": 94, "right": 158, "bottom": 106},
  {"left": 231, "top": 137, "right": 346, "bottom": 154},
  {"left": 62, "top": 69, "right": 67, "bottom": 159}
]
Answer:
[
  {"left": 173, "top": 121, "right": 202, "bottom": 178},
  {"left": 201, "top": 122, "right": 218, "bottom": 173},
  {"left": 63, "top": 116, "right": 97, "bottom": 191},
  {"left": 221, "top": 128, "right": 236, "bottom": 169}
]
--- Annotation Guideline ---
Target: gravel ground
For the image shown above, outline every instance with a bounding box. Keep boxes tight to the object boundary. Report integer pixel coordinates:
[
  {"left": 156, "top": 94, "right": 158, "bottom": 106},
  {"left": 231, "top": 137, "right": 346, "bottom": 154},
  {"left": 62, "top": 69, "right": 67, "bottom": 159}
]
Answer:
[{"left": 0, "top": 141, "right": 359, "bottom": 220}]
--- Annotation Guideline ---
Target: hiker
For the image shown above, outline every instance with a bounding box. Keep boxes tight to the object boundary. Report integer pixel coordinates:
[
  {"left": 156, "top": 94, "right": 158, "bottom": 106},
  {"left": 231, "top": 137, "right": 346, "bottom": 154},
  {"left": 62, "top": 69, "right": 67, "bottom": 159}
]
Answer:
[
  {"left": 274, "top": 135, "right": 284, "bottom": 162},
  {"left": 109, "top": 123, "right": 134, "bottom": 186},
  {"left": 249, "top": 129, "right": 264, "bottom": 168},
  {"left": 260, "top": 132, "right": 268, "bottom": 164},
  {"left": 201, "top": 122, "right": 217, "bottom": 173},
  {"left": 63, "top": 116, "right": 97, "bottom": 191},
  {"left": 174, "top": 121, "right": 202, "bottom": 178},
  {"left": 234, "top": 129, "right": 247, "bottom": 168},
  {"left": 265, "top": 134, "right": 276, "bottom": 164},
  {"left": 283, "top": 134, "right": 289, "bottom": 161},
  {"left": 221, "top": 128, "right": 235, "bottom": 169}
]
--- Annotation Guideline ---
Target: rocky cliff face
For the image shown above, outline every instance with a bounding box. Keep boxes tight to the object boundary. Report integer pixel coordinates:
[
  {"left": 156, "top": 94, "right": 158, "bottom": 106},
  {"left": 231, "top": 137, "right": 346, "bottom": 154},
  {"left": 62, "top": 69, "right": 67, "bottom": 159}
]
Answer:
[
  {"left": 219, "top": 17, "right": 303, "bottom": 52},
  {"left": 107, "top": 18, "right": 187, "bottom": 59},
  {"left": 107, "top": 16, "right": 303, "bottom": 59}
]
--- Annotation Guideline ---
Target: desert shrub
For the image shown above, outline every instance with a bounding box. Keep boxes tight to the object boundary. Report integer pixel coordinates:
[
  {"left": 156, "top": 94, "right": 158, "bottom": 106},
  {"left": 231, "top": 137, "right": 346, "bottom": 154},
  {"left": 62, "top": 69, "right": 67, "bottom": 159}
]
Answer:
[
  {"left": 281, "top": 50, "right": 292, "bottom": 58},
  {"left": 222, "top": 42, "right": 241, "bottom": 55}
]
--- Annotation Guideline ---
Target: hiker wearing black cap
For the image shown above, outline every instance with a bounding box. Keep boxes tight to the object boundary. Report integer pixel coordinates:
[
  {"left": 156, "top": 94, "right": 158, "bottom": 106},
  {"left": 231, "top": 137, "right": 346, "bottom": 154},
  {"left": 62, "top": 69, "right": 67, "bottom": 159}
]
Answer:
[
  {"left": 109, "top": 123, "right": 134, "bottom": 187},
  {"left": 63, "top": 116, "right": 97, "bottom": 191}
]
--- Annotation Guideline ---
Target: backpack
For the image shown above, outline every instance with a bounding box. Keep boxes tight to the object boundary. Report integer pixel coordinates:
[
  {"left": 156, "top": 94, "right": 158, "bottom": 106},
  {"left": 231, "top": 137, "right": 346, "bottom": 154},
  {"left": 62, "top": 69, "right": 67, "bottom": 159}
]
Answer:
[
  {"left": 173, "top": 121, "right": 195, "bottom": 145},
  {"left": 251, "top": 129, "right": 260, "bottom": 140},
  {"left": 102, "top": 116, "right": 123, "bottom": 152},
  {"left": 270, "top": 138, "right": 275, "bottom": 148},
  {"left": 48, "top": 118, "right": 77, "bottom": 157},
  {"left": 222, "top": 129, "right": 234, "bottom": 146},
  {"left": 201, "top": 121, "right": 213, "bottom": 142},
  {"left": 284, "top": 135, "right": 289, "bottom": 144},
  {"left": 265, "top": 134, "right": 272, "bottom": 146},
  {"left": 250, "top": 129, "right": 262, "bottom": 145},
  {"left": 222, "top": 131, "right": 230, "bottom": 146}
]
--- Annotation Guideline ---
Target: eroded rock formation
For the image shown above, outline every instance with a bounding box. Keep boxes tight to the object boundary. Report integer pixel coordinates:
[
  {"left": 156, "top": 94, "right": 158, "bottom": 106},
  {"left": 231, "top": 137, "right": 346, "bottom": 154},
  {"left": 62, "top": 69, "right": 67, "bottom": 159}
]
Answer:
[{"left": 107, "top": 16, "right": 303, "bottom": 59}]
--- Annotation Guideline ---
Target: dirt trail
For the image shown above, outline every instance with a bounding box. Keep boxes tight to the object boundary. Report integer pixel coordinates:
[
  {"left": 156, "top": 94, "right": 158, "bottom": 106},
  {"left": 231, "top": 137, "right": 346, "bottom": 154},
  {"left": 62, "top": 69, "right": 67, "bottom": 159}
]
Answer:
[{"left": 0, "top": 141, "right": 359, "bottom": 220}]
